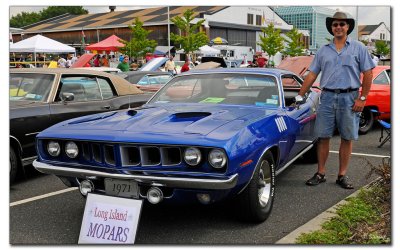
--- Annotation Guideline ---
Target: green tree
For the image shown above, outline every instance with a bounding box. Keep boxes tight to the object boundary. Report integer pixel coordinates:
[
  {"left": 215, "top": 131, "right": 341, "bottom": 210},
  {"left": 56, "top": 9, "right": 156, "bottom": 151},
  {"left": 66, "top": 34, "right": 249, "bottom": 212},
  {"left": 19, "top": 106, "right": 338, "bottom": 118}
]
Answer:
[
  {"left": 119, "top": 18, "right": 157, "bottom": 60},
  {"left": 360, "top": 39, "right": 369, "bottom": 46},
  {"left": 257, "top": 23, "right": 285, "bottom": 67},
  {"left": 283, "top": 27, "right": 305, "bottom": 57},
  {"left": 10, "top": 6, "right": 88, "bottom": 28},
  {"left": 10, "top": 12, "right": 41, "bottom": 28},
  {"left": 170, "top": 9, "right": 208, "bottom": 61},
  {"left": 374, "top": 40, "right": 390, "bottom": 57}
]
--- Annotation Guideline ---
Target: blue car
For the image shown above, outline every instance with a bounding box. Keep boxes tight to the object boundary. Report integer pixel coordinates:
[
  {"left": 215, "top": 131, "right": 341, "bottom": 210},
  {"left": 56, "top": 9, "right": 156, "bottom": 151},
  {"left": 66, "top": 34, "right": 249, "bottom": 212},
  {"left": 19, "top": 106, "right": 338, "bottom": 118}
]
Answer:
[{"left": 33, "top": 68, "right": 320, "bottom": 222}]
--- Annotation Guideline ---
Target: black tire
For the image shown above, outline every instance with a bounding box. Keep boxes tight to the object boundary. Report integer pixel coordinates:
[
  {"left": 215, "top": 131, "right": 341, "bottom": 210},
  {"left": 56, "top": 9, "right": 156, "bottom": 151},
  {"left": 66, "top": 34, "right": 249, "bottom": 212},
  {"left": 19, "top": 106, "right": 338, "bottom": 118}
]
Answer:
[
  {"left": 10, "top": 147, "right": 19, "bottom": 184},
  {"left": 302, "top": 141, "right": 318, "bottom": 163},
  {"left": 237, "top": 151, "right": 275, "bottom": 223},
  {"left": 359, "top": 108, "right": 374, "bottom": 135}
]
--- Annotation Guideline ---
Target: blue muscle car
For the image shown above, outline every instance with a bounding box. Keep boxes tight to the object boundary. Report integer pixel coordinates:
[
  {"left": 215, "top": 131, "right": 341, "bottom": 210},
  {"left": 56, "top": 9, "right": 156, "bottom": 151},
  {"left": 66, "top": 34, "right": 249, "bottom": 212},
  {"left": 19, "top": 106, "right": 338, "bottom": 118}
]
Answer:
[{"left": 33, "top": 68, "right": 320, "bottom": 222}]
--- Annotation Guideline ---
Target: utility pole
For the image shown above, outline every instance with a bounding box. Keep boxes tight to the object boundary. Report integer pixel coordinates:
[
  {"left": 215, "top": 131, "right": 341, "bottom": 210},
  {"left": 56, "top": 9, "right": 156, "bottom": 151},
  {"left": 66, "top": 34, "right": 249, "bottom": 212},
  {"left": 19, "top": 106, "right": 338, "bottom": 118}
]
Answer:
[{"left": 168, "top": 6, "right": 171, "bottom": 57}]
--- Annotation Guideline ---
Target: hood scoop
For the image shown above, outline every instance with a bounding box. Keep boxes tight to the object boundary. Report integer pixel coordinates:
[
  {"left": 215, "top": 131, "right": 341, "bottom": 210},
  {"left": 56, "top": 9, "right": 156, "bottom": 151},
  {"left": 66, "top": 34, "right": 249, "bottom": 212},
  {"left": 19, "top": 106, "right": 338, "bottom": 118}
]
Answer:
[{"left": 169, "top": 112, "right": 211, "bottom": 122}]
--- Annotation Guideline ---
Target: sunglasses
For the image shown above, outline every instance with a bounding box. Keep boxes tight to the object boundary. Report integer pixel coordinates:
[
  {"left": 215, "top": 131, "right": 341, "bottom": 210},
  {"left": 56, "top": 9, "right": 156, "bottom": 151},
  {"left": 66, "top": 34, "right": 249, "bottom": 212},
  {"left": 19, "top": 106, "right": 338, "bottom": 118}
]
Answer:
[{"left": 332, "top": 22, "right": 347, "bottom": 27}]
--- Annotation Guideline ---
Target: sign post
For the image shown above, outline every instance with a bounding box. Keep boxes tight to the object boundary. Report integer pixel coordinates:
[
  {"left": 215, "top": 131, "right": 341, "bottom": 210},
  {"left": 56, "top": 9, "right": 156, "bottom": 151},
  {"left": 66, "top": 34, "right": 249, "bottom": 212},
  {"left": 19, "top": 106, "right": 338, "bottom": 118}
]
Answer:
[{"left": 79, "top": 193, "right": 143, "bottom": 244}]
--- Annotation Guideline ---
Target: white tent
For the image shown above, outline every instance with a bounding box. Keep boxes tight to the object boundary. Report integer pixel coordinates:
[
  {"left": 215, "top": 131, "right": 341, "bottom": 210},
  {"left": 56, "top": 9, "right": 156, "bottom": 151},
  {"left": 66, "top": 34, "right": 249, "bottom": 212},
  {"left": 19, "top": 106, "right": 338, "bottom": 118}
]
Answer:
[
  {"left": 10, "top": 34, "right": 76, "bottom": 53},
  {"left": 197, "top": 45, "right": 220, "bottom": 56},
  {"left": 176, "top": 45, "right": 220, "bottom": 57}
]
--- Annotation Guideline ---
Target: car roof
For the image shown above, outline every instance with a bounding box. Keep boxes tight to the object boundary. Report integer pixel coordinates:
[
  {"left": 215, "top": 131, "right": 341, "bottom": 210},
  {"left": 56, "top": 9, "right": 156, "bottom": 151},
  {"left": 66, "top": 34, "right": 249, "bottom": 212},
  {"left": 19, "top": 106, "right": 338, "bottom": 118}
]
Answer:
[
  {"left": 10, "top": 68, "right": 143, "bottom": 95},
  {"left": 185, "top": 67, "right": 296, "bottom": 77}
]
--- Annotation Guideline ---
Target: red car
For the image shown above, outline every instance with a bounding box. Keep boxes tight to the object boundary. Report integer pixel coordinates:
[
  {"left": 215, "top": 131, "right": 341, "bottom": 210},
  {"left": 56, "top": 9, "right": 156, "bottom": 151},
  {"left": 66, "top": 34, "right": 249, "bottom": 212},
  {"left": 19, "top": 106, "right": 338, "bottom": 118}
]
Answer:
[
  {"left": 359, "top": 65, "right": 391, "bottom": 134},
  {"left": 278, "top": 57, "right": 390, "bottom": 134}
]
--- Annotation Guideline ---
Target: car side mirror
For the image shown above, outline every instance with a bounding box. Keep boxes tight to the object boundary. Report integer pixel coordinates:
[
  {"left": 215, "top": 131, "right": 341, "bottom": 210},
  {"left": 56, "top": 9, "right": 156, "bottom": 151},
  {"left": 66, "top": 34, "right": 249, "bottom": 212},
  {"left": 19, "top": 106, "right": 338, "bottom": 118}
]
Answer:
[{"left": 61, "top": 92, "right": 75, "bottom": 102}]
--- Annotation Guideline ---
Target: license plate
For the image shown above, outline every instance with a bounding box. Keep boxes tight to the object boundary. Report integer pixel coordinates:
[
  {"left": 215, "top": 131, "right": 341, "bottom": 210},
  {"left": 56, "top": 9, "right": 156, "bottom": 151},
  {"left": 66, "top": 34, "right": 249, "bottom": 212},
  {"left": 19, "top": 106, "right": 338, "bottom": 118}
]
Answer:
[{"left": 104, "top": 178, "right": 139, "bottom": 198}]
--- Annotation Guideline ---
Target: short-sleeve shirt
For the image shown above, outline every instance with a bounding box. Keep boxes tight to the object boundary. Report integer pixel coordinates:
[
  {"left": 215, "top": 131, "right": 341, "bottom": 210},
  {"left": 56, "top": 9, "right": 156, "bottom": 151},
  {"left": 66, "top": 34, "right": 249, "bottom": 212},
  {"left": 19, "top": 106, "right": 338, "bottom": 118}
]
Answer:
[
  {"left": 309, "top": 37, "right": 375, "bottom": 89},
  {"left": 165, "top": 60, "right": 176, "bottom": 71}
]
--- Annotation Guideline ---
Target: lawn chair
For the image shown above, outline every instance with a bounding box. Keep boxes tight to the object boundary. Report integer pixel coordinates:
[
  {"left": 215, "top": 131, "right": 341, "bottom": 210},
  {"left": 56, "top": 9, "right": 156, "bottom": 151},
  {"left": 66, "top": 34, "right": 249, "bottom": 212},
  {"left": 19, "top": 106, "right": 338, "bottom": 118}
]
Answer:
[{"left": 371, "top": 109, "right": 391, "bottom": 148}]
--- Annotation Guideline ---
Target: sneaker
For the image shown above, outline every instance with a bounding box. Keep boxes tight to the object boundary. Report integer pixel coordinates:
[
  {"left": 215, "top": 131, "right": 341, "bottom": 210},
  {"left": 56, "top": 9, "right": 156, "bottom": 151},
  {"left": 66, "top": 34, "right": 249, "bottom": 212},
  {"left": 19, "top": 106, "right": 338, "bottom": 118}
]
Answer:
[
  {"left": 336, "top": 175, "right": 354, "bottom": 189},
  {"left": 306, "top": 172, "right": 326, "bottom": 186}
]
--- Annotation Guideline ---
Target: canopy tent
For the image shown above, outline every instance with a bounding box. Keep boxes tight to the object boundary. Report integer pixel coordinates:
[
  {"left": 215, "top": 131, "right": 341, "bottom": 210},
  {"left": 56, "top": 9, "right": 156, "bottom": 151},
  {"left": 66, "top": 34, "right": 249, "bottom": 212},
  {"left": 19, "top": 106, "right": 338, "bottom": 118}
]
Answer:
[
  {"left": 176, "top": 45, "right": 221, "bottom": 57},
  {"left": 9, "top": 34, "right": 75, "bottom": 53},
  {"left": 85, "top": 35, "right": 125, "bottom": 51}
]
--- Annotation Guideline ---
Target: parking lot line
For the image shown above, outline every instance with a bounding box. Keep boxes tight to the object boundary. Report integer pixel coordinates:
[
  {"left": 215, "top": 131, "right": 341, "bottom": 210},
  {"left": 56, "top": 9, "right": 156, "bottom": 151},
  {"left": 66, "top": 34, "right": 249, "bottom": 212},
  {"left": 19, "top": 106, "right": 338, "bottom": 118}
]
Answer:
[
  {"left": 10, "top": 187, "right": 78, "bottom": 207},
  {"left": 329, "top": 150, "right": 390, "bottom": 158}
]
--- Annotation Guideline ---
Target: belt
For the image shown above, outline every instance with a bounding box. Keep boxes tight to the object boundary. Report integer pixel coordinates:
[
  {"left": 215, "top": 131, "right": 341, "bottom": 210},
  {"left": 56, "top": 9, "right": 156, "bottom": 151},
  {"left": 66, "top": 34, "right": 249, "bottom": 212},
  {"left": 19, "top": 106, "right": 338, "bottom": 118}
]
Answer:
[{"left": 323, "top": 88, "right": 358, "bottom": 93}]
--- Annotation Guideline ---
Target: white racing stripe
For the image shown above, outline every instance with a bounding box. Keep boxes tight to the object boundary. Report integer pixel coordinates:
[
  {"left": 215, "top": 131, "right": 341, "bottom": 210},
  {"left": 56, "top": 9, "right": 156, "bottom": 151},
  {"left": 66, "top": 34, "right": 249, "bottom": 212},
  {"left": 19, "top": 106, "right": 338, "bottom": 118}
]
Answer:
[
  {"left": 10, "top": 187, "right": 78, "bottom": 207},
  {"left": 329, "top": 150, "right": 390, "bottom": 158}
]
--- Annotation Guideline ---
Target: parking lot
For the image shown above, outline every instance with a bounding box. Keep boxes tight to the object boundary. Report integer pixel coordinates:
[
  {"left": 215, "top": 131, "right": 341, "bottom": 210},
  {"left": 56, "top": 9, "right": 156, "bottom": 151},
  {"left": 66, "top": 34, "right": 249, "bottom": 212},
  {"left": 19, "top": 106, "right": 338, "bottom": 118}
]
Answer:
[{"left": 10, "top": 126, "right": 390, "bottom": 244}]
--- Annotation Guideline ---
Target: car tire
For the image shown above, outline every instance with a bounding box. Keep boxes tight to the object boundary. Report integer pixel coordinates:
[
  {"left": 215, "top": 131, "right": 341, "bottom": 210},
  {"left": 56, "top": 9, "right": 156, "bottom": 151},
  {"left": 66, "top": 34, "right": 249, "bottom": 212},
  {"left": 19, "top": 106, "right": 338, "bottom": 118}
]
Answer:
[
  {"left": 302, "top": 141, "right": 318, "bottom": 163},
  {"left": 237, "top": 151, "right": 275, "bottom": 223},
  {"left": 359, "top": 108, "right": 374, "bottom": 135},
  {"left": 10, "top": 147, "right": 19, "bottom": 184}
]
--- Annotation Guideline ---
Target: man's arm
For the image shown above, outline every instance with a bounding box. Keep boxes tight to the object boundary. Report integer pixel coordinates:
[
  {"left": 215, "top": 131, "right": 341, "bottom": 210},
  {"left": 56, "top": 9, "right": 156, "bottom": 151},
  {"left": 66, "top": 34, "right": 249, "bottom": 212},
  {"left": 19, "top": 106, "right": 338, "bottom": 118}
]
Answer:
[
  {"left": 352, "top": 69, "right": 373, "bottom": 112},
  {"left": 298, "top": 71, "right": 318, "bottom": 97}
]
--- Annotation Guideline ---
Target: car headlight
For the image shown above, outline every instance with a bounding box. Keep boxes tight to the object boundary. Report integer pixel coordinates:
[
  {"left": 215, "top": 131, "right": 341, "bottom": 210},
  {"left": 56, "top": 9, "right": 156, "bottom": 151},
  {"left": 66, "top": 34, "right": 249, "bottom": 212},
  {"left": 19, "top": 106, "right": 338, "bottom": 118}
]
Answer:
[
  {"left": 208, "top": 149, "right": 227, "bottom": 169},
  {"left": 184, "top": 147, "right": 202, "bottom": 166},
  {"left": 65, "top": 141, "right": 79, "bottom": 158},
  {"left": 47, "top": 141, "right": 60, "bottom": 157}
]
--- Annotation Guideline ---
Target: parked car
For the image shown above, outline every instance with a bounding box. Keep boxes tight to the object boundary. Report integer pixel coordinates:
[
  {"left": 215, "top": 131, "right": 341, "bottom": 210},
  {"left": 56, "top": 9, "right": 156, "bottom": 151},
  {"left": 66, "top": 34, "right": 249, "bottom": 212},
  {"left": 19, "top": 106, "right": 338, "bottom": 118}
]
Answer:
[
  {"left": 118, "top": 71, "right": 173, "bottom": 92},
  {"left": 10, "top": 68, "right": 153, "bottom": 183},
  {"left": 358, "top": 65, "right": 391, "bottom": 134},
  {"left": 33, "top": 68, "right": 320, "bottom": 222},
  {"left": 140, "top": 57, "right": 194, "bottom": 74}
]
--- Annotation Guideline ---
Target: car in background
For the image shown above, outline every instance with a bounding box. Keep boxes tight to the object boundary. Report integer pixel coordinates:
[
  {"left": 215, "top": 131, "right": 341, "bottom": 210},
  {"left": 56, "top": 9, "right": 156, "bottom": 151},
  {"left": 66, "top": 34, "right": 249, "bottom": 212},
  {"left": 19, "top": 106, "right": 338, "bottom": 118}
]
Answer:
[
  {"left": 359, "top": 65, "right": 391, "bottom": 134},
  {"left": 140, "top": 57, "right": 194, "bottom": 74},
  {"left": 76, "top": 67, "right": 121, "bottom": 74},
  {"left": 118, "top": 71, "right": 173, "bottom": 92},
  {"left": 10, "top": 68, "right": 153, "bottom": 183},
  {"left": 33, "top": 68, "right": 320, "bottom": 222}
]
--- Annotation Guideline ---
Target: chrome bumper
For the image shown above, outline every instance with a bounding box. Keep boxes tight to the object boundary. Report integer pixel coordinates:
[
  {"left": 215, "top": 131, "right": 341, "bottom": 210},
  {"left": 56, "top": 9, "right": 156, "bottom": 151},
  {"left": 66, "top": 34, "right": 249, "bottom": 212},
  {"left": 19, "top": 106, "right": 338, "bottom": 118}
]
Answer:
[{"left": 33, "top": 160, "right": 238, "bottom": 190}]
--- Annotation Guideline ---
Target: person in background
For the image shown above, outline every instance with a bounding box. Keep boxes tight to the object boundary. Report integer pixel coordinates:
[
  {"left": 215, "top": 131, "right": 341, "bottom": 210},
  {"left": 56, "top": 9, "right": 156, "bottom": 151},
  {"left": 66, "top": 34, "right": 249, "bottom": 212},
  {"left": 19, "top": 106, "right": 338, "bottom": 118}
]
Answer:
[
  {"left": 101, "top": 55, "right": 109, "bottom": 67},
  {"left": 256, "top": 55, "right": 266, "bottom": 68},
  {"left": 93, "top": 55, "right": 101, "bottom": 67},
  {"left": 117, "top": 56, "right": 130, "bottom": 72},
  {"left": 180, "top": 58, "right": 190, "bottom": 73},
  {"left": 71, "top": 54, "right": 79, "bottom": 66},
  {"left": 164, "top": 55, "right": 177, "bottom": 74},
  {"left": 66, "top": 55, "right": 73, "bottom": 68},
  {"left": 57, "top": 56, "right": 67, "bottom": 68},
  {"left": 295, "top": 11, "right": 375, "bottom": 189}
]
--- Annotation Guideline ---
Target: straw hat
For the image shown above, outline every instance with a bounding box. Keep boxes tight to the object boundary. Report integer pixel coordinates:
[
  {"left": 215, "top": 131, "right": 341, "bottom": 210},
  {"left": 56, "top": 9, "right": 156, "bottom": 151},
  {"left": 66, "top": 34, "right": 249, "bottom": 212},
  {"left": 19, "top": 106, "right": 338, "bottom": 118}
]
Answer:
[{"left": 326, "top": 11, "right": 355, "bottom": 36}]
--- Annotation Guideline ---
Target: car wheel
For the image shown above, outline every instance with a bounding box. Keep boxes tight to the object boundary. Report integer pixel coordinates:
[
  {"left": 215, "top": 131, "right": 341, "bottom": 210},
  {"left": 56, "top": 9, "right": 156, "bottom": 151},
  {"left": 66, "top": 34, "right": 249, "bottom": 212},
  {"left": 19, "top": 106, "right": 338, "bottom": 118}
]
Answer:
[
  {"left": 10, "top": 147, "right": 19, "bottom": 184},
  {"left": 302, "top": 141, "right": 318, "bottom": 163},
  {"left": 359, "top": 108, "right": 374, "bottom": 135},
  {"left": 237, "top": 151, "right": 275, "bottom": 223}
]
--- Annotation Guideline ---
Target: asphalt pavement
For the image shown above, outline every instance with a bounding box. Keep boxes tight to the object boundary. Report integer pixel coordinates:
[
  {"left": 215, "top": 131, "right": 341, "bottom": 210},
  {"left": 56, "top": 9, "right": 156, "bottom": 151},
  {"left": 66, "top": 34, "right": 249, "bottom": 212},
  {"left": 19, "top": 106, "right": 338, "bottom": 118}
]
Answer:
[{"left": 10, "top": 125, "right": 390, "bottom": 244}]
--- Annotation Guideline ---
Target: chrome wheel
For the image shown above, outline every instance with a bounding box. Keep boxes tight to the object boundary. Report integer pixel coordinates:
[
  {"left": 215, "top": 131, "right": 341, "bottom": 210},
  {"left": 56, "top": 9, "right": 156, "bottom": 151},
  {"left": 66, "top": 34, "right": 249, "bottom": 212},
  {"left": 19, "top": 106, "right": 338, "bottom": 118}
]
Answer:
[{"left": 258, "top": 160, "right": 272, "bottom": 207}]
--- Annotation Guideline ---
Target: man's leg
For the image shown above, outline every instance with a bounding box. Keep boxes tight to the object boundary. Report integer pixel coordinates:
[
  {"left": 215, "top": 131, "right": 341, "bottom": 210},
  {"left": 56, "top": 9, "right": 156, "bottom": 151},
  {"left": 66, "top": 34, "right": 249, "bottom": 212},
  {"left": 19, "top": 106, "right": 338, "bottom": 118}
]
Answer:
[
  {"left": 338, "top": 138, "right": 352, "bottom": 176},
  {"left": 317, "top": 138, "right": 330, "bottom": 175}
]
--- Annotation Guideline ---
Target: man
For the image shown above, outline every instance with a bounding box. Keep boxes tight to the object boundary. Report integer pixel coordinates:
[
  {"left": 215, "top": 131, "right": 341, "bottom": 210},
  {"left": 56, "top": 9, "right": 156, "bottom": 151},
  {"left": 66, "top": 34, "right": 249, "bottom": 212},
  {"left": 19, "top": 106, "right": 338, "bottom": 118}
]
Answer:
[
  {"left": 117, "top": 56, "right": 130, "bottom": 72},
  {"left": 180, "top": 58, "right": 190, "bottom": 73},
  {"left": 164, "top": 55, "right": 177, "bottom": 74},
  {"left": 295, "top": 11, "right": 375, "bottom": 189},
  {"left": 57, "top": 56, "right": 67, "bottom": 68}
]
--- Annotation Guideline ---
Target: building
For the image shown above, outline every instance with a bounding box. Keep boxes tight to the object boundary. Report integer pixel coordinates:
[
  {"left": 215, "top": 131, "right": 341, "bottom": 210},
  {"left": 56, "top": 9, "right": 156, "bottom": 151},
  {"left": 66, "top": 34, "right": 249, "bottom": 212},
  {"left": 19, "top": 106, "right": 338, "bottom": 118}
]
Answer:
[
  {"left": 11, "top": 6, "right": 308, "bottom": 59},
  {"left": 358, "top": 22, "right": 390, "bottom": 46},
  {"left": 274, "top": 6, "right": 357, "bottom": 51}
]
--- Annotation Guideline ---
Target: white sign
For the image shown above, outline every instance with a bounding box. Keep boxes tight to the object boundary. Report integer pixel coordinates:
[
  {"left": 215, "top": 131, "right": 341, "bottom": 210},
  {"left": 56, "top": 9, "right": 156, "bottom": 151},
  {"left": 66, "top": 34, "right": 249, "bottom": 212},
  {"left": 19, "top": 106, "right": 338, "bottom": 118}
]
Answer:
[{"left": 78, "top": 193, "right": 143, "bottom": 244}]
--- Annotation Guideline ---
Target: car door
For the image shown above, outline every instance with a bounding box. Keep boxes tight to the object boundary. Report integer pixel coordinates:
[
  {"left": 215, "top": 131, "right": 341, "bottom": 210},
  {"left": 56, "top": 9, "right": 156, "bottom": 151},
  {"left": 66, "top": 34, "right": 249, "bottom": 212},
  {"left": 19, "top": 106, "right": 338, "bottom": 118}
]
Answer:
[
  {"left": 369, "top": 69, "right": 391, "bottom": 114},
  {"left": 49, "top": 74, "right": 119, "bottom": 125},
  {"left": 281, "top": 74, "right": 318, "bottom": 160}
]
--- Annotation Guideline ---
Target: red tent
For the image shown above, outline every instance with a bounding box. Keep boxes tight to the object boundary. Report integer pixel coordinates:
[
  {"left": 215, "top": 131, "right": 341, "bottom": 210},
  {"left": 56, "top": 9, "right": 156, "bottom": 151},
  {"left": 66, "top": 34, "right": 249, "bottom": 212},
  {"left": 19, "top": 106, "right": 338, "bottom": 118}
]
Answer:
[{"left": 85, "top": 35, "right": 125, "bottom": 51}]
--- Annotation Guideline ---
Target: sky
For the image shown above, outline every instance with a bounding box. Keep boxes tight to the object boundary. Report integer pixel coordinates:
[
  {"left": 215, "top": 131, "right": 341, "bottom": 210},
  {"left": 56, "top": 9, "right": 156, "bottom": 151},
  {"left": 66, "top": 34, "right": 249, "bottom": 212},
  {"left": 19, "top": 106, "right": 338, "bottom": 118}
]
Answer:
[{"left": 9, "top": 5, "right": 391, "bottom": 27}]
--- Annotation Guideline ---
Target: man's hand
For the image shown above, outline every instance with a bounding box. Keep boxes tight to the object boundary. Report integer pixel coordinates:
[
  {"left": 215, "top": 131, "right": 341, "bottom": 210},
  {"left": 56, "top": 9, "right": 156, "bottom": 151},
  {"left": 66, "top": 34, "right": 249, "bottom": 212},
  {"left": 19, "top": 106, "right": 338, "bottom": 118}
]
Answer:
[{"left": 352, "top": 99, "right": 366, "bottom": 112}]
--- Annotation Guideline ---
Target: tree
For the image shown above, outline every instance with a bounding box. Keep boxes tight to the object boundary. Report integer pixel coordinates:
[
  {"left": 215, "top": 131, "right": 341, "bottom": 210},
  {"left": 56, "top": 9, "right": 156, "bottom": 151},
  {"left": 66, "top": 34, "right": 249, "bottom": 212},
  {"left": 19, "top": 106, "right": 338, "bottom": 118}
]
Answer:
[
  {"left": 170, "top": 9, "right": 208, "bottom": 61},
  {"left": 283, "top": 27, "right": 305, "bottom": 57},
  {"left": 257, "top": 23, "right": 285, "bottom": 66},
  {"left": 119, "top": 18, "right": 157, "bottom": 60},
  {"left": 374, "top": 40, "right": 390, "bottom": 57},
  {"left": 10, "top": 6, "right": 88, "bottom": 28}
]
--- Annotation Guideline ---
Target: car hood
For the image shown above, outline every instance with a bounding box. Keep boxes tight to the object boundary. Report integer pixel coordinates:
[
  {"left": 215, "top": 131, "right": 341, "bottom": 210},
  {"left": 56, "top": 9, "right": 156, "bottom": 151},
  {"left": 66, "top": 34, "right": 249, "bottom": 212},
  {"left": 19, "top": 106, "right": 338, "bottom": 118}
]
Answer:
[{"left": 41, "top": 104, "right": 277, "bottom": 143}]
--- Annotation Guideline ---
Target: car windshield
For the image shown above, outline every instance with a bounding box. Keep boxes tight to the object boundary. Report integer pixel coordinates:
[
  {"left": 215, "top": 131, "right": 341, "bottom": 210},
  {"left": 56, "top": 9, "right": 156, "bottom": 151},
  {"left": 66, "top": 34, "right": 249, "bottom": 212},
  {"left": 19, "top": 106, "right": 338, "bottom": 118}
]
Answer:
[
  {"left": 149, "top": 73, "right": 280, "bottom": 106},
  {"left": 10, "top": 73, "right": 55, "bottom": 102}
]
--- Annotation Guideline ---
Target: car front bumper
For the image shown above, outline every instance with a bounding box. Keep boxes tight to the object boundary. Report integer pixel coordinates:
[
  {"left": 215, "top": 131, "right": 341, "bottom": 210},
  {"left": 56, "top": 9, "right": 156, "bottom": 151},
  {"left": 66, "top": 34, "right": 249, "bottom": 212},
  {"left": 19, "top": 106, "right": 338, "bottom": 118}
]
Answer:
[{"left": 33, "top": 160, "right": 238, "bottom": 190}]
